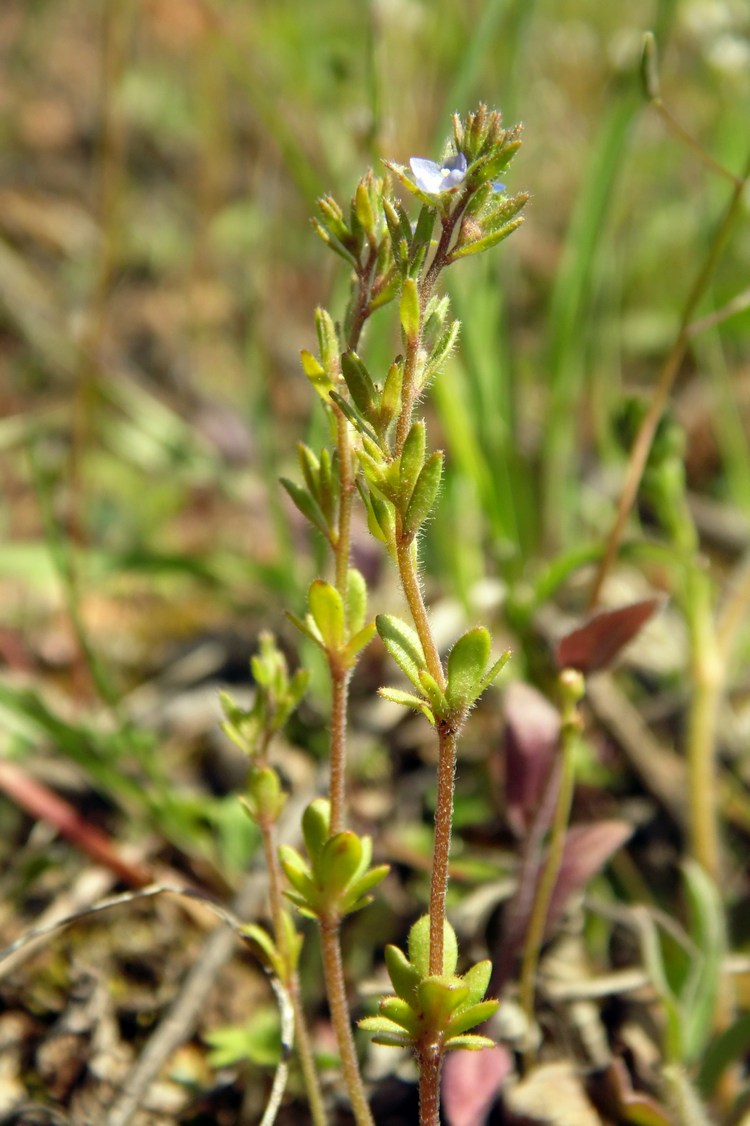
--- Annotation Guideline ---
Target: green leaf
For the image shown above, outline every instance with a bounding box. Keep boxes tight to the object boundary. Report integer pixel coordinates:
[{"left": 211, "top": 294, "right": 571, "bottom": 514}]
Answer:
[
  {"left": 421, "top": 318, "right": 460, "bottom": 389},
  {"left": 300, "top": 347, "right": 337, "bottom": 399},
  {"left": 354, "top": 181, "right": 375, "bottom": 237},
  {"left": 317, "top": 831, "right": 364, "bottom": 896},
  {"left": 329, "top": 390, "right": 380, "bottom": 445},
  {"left": 446, "top": 626, "right": 491, "bottom": 710},
  {"left": 297, "top": 442, "right": 320, "bottom": 498},
  {"left": 378, "top": 686, "right": 435, "bottom": 725},
  {"left": 308, "top": 579, "right": 345, "bottom": 651},
  {"left": 358, "top": 481, "right": 395, "bottom": 547},
  {"left": 408, "top": 915, "right": 458, "bottom": 976},
  {"left": 404, "top": 450, "right": 444, "bottom": 536},
  {"left": 342, "top": 622, "right": 377, "bottom": 668},
  {"left": 417, "top": 670, "right": 448, "bottom": 717},
  {"left": 449, "top": 216, "right": 525, "bottom": 260},
  {"left": 341, "top": 350, "right": 377, "bottom": 418},
  {"left": 342, "top": 863, "right": 390, "bottom": 913},
  {"left": 301, "top": 799, "right": 330, "bottom": 860},
  {"left": 477, "top": 649, "right": 512, "bottom": 695},
  {"left": 239, "top": 923, "right": 281, "bottom": 974},
  {"left": 681, "top": 861, "right": 725, "bottom": 1064},
  {"left": 399, "top": 421, "right": 427, "bottom": 504},
  {"left": 446, "top": 999, "right": 499, "bottom": 1037},
  {"left": 418, "top": 977, "right": 469, "bottom": 1026},
  {"left": 379, "top": 359, "right": 403, "bottom": 431},
  {"left": 317, "top": 447, "right": 337, "bottom": 525},
  {"left": 400, "top": 276, "right": 420, "bottom": 342},
  {"left": 346, "top": 567, "right": 368, "bottom": 634},
  {"left": 286, "top": 610, "right": 324, "bottom": 649},
  {"left": 460, "top": 960, "right": 493, "bottom": 1005},
  {"left": 376, "top": 614, "right": 427, "bottom": 690},
  {"left": 385, "top": 944, "right": 421, "bottom": 1005},
  {"left": 315, "top": 306, "right": 339, "bottom": 373},
  {"left": 381, "top": 996, "right": 419, "bottom": 1035},
  {"left": 444, "top": 1034, "right": 497, "bottom": 1052},
  {"left": 279, "top": 478, "right": 330, "bottom": 540}
]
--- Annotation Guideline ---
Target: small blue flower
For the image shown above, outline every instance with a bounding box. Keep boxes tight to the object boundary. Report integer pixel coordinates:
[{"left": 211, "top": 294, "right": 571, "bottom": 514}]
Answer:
[
  {"left": 409, "top": 152, "right": 467, "bottom": 195},
  {"left": 491, "top": 180, "right": 506, "bottom": 193}
]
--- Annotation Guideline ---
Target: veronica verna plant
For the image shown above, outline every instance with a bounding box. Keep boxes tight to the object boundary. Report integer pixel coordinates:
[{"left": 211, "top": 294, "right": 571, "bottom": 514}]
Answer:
[{"left": 223, "top": 106, "right": 528, "bottom": 1126}]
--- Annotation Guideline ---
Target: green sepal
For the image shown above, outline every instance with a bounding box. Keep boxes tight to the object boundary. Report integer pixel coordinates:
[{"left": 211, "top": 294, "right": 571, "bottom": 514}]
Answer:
[
  {"left": 376, "top": 614, "right": 427, "bottom": 691},
  {"left": 308, "top": 579, "right": 345, "bottom": 651},
  {"left": 444, "top": 1034, "right": 497, "bottom": 1052},
  {"left": 408, "top": 915, "right": 458, "bottom": 976},
  {"left": 400, "top": 276, "right": 420, "bottom": 342},
  {"left": 341, "top": 350, "right": 377, "bottom": 419},
  {"left": 382, "top": 197, "right": 412, "bottom": 274},
  {"left": 301, "top": 798, "right": 330, "bottom": 860},
  {"left": 385, "top": 943, "right": 422, "bottom": 1006},
  {"left": 411, "top": 203, "right": 436, "bottom": 257},
  {"left": 369, "top": 268, "right": 400, "bottom": 312},
  {"left": 300, "top": 348, "right": 337, "bottom": 400},
  {"left": 449, "top": 215, "right": 525, "bottom": 261},
  {"left": 317, "top": 194, "right": 349, "bottom": 243},
  {"left": 404, "top": 450, "right": 444, "bottom": 536},
  {"left": 280, "top": 477, "right": 330, "bottom": 541},
  {"left": 399, "top": 420, "right": 427, "bottom": 505},
  {"left": 378, "top": 686, "right": 435, "bottom": 726},
  {"left": 446, "top": 626, "right": 491, "bottom": 710},
  {"left": 383, "top": 159, "right": 454, "bottom": 211},
  {"left": 311, "top": 218, "right": 359, "bottom": 268},
  {"left": 355, "top": 180, "right": 375, "bottom": 239}
]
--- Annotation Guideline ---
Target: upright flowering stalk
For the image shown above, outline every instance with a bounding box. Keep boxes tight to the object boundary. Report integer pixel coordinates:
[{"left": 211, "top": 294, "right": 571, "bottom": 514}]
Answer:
[{"left": 281, "top": 106, "right": 527, "bottom": 1126}]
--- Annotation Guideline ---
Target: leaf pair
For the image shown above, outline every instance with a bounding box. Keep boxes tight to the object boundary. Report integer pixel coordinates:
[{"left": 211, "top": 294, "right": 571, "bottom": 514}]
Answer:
[
  {"left": 377, "top": 615, "right": 509, "bottom": 726},
  {"left": 279, "top": 799, "right": 389, "bottom": 924},
  {"left": 360, "top": 915, "right": 498, "bottom": 1053},
  {"left": 288, "top": 574, "right": 376, "bottom": 672}
]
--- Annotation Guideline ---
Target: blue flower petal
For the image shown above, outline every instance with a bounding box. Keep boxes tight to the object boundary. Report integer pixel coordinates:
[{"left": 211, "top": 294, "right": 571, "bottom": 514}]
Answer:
[{"left": 409, "top": 152, "right": 468, "bottom": 195}]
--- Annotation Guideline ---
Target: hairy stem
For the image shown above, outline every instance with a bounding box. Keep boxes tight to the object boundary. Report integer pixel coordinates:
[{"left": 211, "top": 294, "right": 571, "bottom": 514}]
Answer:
[
  {"left": 320, "top": 917, "right": 374, "bottom": 1126},
  {"left": 429, "top": 724, "right": 458, "bottom": 975},
  {"left": 328, "top": 665, "right": 351, "bottom": 837},
  {"left": 417, "top": 1040, "right": 442, "bottom": 1126}
]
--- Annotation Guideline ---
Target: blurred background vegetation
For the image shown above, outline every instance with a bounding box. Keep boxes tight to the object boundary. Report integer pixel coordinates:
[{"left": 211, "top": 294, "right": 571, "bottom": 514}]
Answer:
[{"left": 1, "top": 0, "right": 750, "bottom": 1119}]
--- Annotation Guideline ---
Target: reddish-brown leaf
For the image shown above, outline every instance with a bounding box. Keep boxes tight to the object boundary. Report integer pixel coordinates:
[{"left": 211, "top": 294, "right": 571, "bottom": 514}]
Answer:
[{"left": 555, "top": 597, "right": 665, "bottom": 674}]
